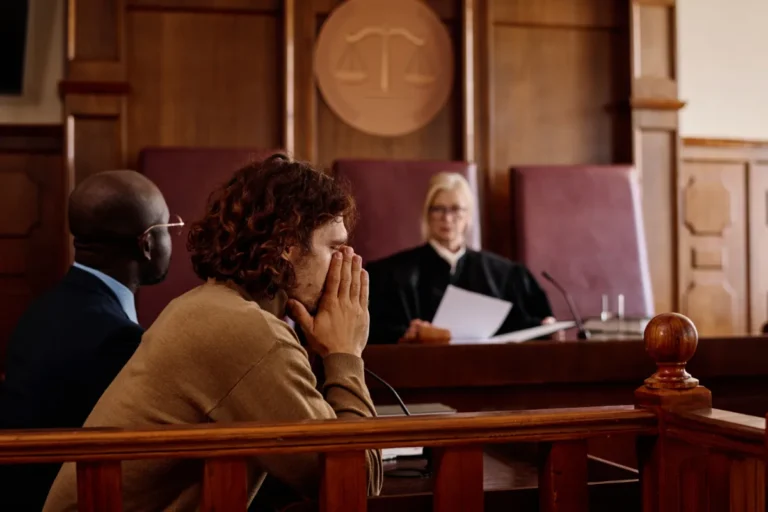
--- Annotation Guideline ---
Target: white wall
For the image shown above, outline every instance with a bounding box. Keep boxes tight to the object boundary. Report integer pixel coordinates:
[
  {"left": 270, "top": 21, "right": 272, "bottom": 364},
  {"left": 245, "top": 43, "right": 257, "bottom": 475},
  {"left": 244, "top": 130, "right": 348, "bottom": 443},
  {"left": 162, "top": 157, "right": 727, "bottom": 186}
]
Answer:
[
  {"left": 677, "top": 0, "right": 768, "bottom": 140},
  {"left": 0, "top": 0, "right": 63, "bottom": 125}
]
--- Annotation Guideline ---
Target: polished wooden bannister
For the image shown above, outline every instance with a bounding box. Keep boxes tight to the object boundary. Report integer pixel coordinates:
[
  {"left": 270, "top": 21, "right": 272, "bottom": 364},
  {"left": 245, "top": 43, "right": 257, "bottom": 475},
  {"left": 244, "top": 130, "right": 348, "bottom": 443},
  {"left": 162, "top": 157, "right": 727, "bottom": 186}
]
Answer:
[{"left": 0, "top": 313, "right": 765, "bottom": 511}]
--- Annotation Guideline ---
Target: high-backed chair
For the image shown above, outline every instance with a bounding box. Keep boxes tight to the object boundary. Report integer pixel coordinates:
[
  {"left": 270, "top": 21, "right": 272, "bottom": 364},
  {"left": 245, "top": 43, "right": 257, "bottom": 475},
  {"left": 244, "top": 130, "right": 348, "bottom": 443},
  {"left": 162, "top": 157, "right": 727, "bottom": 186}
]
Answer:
[
  {"left": 509, "top": 165, "right": 653, "bottom": 321},
  {"left": 137, "top": 147, "right": 273, "bottom": 327},
  {"left": 333, "top": 159, "right": 482, "bottom": 263}
]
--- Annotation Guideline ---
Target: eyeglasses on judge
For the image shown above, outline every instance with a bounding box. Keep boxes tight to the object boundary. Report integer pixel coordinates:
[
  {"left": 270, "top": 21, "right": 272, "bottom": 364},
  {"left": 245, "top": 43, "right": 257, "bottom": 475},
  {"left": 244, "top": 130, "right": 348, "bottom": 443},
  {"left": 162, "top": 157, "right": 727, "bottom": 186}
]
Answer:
[{"left": 428, "top": 205, "right": 467, "bottom": 218}]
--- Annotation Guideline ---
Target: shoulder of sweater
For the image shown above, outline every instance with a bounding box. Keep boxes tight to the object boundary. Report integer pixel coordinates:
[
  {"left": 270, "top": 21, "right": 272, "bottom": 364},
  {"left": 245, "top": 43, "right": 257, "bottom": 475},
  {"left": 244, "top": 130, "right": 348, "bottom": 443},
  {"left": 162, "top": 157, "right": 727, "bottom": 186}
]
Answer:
[{"left": 153, "top": 282, "right": 301, "bottom": 349}]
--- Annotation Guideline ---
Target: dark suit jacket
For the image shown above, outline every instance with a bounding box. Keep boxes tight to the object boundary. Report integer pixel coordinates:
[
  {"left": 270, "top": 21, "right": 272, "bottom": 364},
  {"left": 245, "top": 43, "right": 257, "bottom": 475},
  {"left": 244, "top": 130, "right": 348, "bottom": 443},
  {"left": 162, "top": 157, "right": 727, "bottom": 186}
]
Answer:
[
  {"left": 366, "top": 244, "right": 553, "bottom": 344},
  {"left": 0, "top": 266, "right": 144, "bottom": 510}
]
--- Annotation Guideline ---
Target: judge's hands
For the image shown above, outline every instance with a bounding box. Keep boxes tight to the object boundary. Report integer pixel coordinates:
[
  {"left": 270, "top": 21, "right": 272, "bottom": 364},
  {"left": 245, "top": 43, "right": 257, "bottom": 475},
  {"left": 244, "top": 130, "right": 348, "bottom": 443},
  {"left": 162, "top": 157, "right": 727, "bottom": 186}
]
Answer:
[
  {"left": 288, "top": 246, "right": 370, "bottom": 358},
  {"left": 541, "top": 316, "right": 565, "bottom": 340},
  {"left": 402, "top": 319, "right": 431, "bottom": 341}
]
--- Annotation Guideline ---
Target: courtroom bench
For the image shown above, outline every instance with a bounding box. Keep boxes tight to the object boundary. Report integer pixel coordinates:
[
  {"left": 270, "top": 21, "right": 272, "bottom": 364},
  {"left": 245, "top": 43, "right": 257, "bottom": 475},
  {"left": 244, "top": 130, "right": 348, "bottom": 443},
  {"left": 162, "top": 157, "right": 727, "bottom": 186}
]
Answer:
[{"left": 0, "top": 313, "right": 765, "bottom": 511}]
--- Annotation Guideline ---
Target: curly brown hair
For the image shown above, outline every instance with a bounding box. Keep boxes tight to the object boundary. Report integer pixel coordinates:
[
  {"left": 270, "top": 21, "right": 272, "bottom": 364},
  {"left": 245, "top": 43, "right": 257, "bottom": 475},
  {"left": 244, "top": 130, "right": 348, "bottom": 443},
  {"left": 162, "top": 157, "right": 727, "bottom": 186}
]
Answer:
[{"left": 188, "top": 154, "right": 356, "bottom": 297}]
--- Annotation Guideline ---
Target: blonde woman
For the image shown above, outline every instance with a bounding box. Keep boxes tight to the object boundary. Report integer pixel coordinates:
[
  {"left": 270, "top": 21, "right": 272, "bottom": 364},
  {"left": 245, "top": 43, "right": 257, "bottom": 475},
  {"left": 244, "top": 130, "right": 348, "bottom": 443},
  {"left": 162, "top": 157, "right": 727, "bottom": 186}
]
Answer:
[{"left": 366, "top": 172, "right": 554, "bottom": 344}]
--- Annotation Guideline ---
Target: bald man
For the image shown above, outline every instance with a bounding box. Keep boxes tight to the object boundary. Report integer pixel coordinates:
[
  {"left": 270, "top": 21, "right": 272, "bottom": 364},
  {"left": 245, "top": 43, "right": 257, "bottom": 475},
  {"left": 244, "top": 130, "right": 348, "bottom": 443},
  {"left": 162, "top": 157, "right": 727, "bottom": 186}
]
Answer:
[{"left": 0, "top": 170, "right": 177, "bottom": 510}]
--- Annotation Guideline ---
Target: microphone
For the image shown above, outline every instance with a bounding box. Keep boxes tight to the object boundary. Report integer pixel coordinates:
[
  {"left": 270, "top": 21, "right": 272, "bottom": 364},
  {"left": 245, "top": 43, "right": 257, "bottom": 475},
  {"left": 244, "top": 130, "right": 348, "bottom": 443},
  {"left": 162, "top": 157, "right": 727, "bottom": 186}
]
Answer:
[
  {"left": 364, "top": 368, "right": 411, "bottom": 416},
  {"left": 540, "top": 271, "right": 590, "bottom": 340}
]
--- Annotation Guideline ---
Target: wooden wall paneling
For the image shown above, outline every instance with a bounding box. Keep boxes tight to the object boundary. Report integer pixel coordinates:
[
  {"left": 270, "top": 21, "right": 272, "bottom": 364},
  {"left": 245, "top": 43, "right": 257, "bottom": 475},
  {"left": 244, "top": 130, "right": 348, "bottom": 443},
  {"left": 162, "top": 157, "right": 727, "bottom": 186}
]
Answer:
[
  {"left": 125, "top": 4, "right": 283, "bottom": 168},
  {"left": 680, "top": 139, "right": 768, "bottom": 335},
  {"left": 64, "top": 0, "right": 129, "bottom": 268},
  {"left": 284, "top": 0, "right": 296, "bottom": 156},
  {"left": 0, "top": 126, "right": 66, "bottom": 370},
  {"left": 629, "top": 0, "right": 682, "bottom": 316},
  {"left": 67, "top": 0, "right": 126, "bottom": 82},
  {"left": 488, "top": 0, "right": 630, "bottom": 258},
  {"left": 310, "top": 0, "right": 463, "bottom": 171},
  {"left": 678, "top": 154, "right": 747, "bottom": 336},
  {"left": 749, "top": 155, "right": 768, "bottom": 334}
]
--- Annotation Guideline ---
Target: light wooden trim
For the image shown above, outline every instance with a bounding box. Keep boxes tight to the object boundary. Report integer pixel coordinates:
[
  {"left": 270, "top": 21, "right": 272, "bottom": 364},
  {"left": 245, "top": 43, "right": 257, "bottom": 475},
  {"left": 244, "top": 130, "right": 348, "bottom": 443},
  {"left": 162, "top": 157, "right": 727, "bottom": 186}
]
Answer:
[
  {"left": 0, "top": 406, "right": 655, "bottom": 464},
  {"left": 630, "top": 98, "right": 686, "bottom": 111},
  {"left": 683, "top": 138, "right": 768, "bottom": 149},
  {"left": 462, "top": 0, "right": 475, "bottom": 162},
  {"left": 283, "top": 0, "right": 295, "bottom": 155},
  {"left": 633, "top": 0, "right": 674, "bottom": 5}
]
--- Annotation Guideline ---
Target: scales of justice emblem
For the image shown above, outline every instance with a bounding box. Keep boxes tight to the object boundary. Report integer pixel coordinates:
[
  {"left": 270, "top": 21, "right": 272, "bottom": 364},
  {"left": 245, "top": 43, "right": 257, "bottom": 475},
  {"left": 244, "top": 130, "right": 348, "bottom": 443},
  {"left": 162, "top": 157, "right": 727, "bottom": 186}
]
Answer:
[{"left": 314, "top": 0, "right": 454, "bottom": 137}]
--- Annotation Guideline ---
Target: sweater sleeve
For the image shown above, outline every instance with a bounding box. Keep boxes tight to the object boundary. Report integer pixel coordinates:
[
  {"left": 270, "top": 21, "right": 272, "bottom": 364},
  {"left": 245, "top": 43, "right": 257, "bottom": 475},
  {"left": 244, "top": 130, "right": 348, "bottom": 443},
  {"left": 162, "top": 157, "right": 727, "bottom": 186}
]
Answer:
[{"left": 207, "top": 334, "right": 383, "bottom": 499}]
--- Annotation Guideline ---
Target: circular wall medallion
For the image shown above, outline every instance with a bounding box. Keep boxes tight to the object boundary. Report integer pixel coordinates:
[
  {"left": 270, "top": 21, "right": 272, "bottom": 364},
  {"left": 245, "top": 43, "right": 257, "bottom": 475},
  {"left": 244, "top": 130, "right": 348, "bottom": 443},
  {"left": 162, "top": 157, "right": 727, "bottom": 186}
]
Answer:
[{"left": 314, "top": 0, "right": 454, "bottom": 137}]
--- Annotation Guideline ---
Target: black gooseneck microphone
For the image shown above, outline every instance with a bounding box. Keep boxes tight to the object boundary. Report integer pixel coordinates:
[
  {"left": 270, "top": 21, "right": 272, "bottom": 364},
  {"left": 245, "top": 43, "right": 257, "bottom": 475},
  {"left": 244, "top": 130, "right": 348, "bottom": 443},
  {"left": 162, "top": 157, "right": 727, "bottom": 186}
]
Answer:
[
  {"left": 364, "top": 368, "right": 411, "bottom": 416},
  {"left": 540, "top": 271, "right": 590, "bottom": 340}
]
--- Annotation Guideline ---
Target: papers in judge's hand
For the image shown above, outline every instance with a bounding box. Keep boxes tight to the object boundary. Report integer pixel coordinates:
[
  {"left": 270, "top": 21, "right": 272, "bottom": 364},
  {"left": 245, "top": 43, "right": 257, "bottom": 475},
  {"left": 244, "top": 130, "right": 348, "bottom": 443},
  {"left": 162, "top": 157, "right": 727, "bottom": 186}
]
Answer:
[{"left": 430, "top": 284, "right": 574, "bottom": 344}]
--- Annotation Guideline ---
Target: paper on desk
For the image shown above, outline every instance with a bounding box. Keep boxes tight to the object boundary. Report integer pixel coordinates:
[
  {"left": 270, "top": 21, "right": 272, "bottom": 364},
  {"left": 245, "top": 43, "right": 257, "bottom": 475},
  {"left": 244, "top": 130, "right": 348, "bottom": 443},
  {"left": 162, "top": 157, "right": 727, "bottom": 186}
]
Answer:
[
  {"left": 450, "top": 321, "right": 576, "bottom": 345},
  {"left": 431, "top": 285, "right": 513, "bottom": 340}
]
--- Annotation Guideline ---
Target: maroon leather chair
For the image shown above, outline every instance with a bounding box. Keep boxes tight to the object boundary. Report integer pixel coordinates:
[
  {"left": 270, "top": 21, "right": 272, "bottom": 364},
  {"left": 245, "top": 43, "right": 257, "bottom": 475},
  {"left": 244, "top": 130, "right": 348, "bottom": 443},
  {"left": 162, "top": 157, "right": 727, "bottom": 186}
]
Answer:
[
  {"left": 333, "top": 159, "right": 482, "bottom": 264},
  {"left": 509, "top": 165, "right": 653, "bottom": 321},
  {"left": 137, "top": 147, "right": 274, "bottom": 327}
]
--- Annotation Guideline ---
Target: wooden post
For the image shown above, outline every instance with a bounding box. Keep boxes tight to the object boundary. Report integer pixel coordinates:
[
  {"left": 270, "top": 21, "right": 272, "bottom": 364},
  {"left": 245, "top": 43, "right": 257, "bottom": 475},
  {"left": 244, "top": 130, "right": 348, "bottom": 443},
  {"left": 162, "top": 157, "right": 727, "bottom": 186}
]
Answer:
[
  {"left": 539, "top": 440, "right": 588, "bottom": 512},
  {"left": 201, "top": 458, "right": 249, "bottom": 511},
  {"left": 76, "top": 460, "right": 122, "bottom": 512},
  {"left": 432, "top": 445, "right": 484, "bottom": 512},
  {"left": 320, "top": 451, "right": 367, "bottom": 512},
  {"left": 635, "top": 312, "right": 712, "bottom": 512}
]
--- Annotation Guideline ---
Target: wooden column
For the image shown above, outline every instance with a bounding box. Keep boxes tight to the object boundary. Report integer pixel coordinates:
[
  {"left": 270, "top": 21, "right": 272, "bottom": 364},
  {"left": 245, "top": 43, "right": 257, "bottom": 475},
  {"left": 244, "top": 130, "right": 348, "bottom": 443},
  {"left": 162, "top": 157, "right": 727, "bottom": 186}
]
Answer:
[
  {"left": 320, "top": 451, "right": 368, "bottom": 512},
  {"left": 629, "top": 0, "right": 685, "bottom": 316},
  {"left": 201, "top": 458, "right": 249, "bottom": 511},
  {"left": 432, "top": 445, "right": 484, "bottom": 512},
  {"left": 62, "top": 0, "right": 129, "bottom": 264},
  {"left": 76, "top": 460, "right": 123, "bottom": 512},
  {"left": 635, "top": 313, "right": 712, "bottom": 512}
]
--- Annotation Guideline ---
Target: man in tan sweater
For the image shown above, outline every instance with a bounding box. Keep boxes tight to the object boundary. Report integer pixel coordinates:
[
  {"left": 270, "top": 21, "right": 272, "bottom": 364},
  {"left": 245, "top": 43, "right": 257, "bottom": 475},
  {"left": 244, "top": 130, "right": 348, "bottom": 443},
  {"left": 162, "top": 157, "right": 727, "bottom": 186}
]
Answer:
[{"left": 44, "top": 154, "right": 383, "bottom": 511}]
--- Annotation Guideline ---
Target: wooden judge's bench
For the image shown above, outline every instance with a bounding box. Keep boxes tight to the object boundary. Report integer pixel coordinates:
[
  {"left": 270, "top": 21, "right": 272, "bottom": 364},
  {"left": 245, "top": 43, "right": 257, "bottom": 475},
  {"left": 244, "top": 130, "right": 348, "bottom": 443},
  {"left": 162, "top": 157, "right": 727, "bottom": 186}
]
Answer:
[{"left": 2, "top": 313, "right": 767, "bottom": 511}]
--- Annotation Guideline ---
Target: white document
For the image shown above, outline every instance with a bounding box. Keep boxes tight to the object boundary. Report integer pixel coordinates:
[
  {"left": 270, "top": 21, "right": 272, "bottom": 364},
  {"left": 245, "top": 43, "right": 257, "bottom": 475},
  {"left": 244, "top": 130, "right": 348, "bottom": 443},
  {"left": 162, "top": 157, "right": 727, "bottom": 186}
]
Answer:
[
  {"left": 431, "top": 285, "right": 513, "bottom": 340},
  {"left": 450, "top": 321, "right": 576, "bottom": 345}
]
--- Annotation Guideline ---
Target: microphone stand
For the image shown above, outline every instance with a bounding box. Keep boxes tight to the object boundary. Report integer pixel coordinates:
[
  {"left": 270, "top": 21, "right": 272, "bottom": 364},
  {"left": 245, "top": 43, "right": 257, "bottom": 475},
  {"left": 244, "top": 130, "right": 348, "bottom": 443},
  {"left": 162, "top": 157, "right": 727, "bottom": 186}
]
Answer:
[{"left": 541, "top": 271, "right": 590, "bottom": 340}]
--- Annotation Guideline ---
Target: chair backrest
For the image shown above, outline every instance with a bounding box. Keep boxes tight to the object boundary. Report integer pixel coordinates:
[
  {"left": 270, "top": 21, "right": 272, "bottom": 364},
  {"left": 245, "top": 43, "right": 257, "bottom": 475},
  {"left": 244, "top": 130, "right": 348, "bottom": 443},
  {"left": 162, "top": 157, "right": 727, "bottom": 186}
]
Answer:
[
  {"left": 137, "top": 147, "right": 273, "bottom": 327},
  {"left": 333, "top": 159, "right": 482, "bottom": 263},
  {"left": 509, "top": 165, "right": 653, "bottom": 320}
]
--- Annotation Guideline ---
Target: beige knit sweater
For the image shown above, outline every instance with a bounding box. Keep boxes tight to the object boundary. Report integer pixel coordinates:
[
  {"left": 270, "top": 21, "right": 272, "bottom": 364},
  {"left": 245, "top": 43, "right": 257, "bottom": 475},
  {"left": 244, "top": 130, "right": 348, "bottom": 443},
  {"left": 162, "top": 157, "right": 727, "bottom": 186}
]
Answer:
[{"left": 43, "top": 281, "right": 383, "bottom": 511}]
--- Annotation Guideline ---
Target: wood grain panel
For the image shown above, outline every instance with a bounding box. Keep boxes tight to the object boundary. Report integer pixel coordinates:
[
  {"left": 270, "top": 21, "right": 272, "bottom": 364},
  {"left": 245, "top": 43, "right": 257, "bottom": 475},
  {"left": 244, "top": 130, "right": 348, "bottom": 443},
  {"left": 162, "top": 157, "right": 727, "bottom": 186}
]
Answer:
[
  {"left": 0, "top": 171, "right": 39, "bottom": 235},
  {"left": 749, "top": 162, "right": 768, "bottom": 334},
  {"left": 127, "top": 0, "right": 280, "bottom": 11},
  {"left": 0, "top": 127, "right": 66, "bottom": 370},
  {"left": 639, "top": 130, "right": 675, "bottom": 316},
  {"left": 681, "top": 139, "right": 768, "bottom": 335},
  {"left": 74, "top": 0, "right": 120, "bottom": 60},
  {"left": 637, "top": 5, "right": 672, "bottom": 79},
  {"left": 679, "top": 161, "right": 747, "bottom": 336},
  {"left": 493, "top": 0, "right": 622, "bottom": 28},
  {"left": 201, "top": 458, "right": 249, "bottom": 511},
  {"left": 490, "top": 19, "right": 625, "bottom": 256},
  {"left": 73, "top": 118, "right": 121, "bottom": 185},
  {"left": 126, "top": 9, "right": 282, "bottom": 168}
]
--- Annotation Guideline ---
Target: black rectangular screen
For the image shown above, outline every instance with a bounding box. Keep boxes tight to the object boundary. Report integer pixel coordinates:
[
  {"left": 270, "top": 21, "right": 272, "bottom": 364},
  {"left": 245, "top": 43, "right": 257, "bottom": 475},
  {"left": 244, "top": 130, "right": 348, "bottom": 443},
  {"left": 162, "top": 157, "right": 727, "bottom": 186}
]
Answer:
[{"left": 0, "top": 1, "right": 30, "bottom": 95}]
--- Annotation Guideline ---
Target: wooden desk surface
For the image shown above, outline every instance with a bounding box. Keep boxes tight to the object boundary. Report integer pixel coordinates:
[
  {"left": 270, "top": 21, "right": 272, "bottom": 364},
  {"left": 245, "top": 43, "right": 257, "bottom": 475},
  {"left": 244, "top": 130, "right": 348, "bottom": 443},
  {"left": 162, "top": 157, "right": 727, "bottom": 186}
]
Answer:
[{"left": 363, "top": 336, "right": 768, "bottom": 416}]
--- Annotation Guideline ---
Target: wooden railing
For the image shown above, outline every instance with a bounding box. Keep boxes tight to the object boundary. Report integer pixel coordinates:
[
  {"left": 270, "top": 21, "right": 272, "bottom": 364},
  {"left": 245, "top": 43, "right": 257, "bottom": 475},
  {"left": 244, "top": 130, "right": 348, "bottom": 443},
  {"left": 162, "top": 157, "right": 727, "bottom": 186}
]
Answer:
[{"left": 0, "top": 313, "right": 766, "bottom": 511}]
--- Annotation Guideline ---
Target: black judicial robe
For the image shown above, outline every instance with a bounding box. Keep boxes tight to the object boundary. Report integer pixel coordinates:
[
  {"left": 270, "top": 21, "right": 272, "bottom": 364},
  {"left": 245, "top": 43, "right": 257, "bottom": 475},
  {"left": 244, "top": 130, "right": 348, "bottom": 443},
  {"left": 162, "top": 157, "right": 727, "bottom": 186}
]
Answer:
[{"left": 366, "top": 244, "right": 553, "bottom": 344}]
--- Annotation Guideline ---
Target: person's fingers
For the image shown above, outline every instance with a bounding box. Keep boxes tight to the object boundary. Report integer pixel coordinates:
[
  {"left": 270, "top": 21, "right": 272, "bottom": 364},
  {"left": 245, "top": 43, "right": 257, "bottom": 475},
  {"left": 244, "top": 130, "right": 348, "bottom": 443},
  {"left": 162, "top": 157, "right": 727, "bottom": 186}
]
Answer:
[
  {"left": 338, "top": 246, "right": 353, "bottom": 300},
  {"left": 287, "top": 299, "right": 313, "bottom": 332},
  {"left": 360, "top": 268, "right": 369, "bottom": 310},
  {"left": 322, "top": 251, "right": 342, "bottom": 301},
  {"left": 349, "top": 254, "right": 362, "bottom": 303}
]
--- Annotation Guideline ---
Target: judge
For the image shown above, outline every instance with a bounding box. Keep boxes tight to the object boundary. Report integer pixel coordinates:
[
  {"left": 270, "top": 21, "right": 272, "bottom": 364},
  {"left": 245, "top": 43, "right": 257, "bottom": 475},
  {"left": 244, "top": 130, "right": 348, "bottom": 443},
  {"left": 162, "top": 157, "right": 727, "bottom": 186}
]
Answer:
[{"left": 366, "top": 172, "right": 554, "bottom": 344}]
